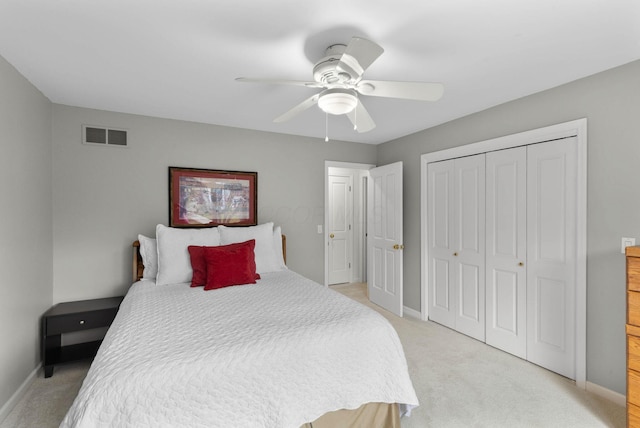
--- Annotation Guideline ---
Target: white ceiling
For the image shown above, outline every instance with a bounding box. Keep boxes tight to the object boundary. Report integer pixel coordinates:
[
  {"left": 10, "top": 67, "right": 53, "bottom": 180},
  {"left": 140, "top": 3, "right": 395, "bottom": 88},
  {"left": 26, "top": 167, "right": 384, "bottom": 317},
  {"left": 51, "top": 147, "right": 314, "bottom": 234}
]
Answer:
[{"left": 1, "top": 1, "right": 639, "bottom": 144}]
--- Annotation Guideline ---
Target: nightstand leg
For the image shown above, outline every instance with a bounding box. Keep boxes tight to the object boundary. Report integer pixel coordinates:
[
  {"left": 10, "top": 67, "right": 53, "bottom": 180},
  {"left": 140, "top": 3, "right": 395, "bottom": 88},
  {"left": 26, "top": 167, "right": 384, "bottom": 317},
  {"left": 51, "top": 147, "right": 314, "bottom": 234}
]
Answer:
[{"left": 43, "top": 334, "right": 61, "bottom": 379}]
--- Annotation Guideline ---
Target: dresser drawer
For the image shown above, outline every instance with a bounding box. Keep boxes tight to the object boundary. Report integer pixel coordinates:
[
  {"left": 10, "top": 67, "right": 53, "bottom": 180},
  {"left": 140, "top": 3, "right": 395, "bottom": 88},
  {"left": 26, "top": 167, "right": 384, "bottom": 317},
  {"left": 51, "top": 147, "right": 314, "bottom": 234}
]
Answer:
[
  {"left": 630, "top": 369, "right": 640, "bottom": 406},
  {"left": 629, "top": 334, "right": 640, "bottom": 373},
  {"left": 630, "top": 257, "right": 640, "bottom": 291},
  {"left": 631, "top": 402, "right": 640, "bottom": 427},
  {"left": 630, "top": 292, "right": 640, "bottom": 327},
  {"left": 46, "top": 308, "right": 118, "bottom": 335}
]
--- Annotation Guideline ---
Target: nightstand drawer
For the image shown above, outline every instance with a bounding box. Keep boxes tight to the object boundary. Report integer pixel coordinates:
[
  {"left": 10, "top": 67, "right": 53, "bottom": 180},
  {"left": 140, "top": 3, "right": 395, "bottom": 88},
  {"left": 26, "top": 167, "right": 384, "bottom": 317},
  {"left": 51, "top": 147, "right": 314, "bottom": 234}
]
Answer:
[{"left": 46, "top": 307, "right": 118, "bottom": 335}]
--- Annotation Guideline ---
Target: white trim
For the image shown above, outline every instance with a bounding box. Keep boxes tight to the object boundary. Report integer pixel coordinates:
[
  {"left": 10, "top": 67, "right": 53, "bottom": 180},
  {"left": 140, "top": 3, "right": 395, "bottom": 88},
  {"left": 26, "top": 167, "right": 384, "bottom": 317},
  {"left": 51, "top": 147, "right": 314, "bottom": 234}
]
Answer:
[
  {"left": 324, "top": 161, "right": 375, "bottom": 287},
  {"left": 574, "top": 119, "right": 588, "bottom": 390},
  {"left": 0, "top": 364, "right": 40, "bottom": 424},
  {"left": 586, "top": 381, "right": 626, "bottom": 408},
  {"left": 420, "top": 118, "right": 588, "bottom": 388},
  {"left": 403, "top": 305, "right": 422, "bottom": 320}
]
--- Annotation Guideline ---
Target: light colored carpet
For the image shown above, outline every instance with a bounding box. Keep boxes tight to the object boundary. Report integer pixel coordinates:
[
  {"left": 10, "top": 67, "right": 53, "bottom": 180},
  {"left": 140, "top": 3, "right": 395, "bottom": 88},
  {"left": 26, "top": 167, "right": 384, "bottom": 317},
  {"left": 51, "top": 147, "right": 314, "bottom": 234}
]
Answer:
[
  {"left": 1, "top": 283, "right": 626, "bottom": 428},
  {"left": 0, "top": 360, "right": 89, "bottom": 428},
  {"left": 335, "top": 282, "right": 625, "bottom": 428}
]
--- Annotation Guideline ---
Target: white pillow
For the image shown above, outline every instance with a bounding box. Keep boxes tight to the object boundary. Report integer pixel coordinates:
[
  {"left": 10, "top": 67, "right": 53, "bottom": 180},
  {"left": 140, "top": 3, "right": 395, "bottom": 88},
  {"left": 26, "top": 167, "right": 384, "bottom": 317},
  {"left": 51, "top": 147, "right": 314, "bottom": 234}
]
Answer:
[
  {"left": 218, "top": 222, "right": 282, "bottom": 274},
  {"left": 273, "top": 226, "right": 287, "bottom": 270},
  {"left": 137, "top": 234, "right": 158, "bottom": 280},
  {"left": 155, "top": 224, "right": 221, "bottom": 286}
]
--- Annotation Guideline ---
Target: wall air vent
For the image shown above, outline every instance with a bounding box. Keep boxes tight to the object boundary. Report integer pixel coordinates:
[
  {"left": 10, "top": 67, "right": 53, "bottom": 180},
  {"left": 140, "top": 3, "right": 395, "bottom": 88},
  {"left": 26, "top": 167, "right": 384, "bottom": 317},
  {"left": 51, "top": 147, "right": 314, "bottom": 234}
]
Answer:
[{"left": 82, "top": 125, "right": 128, "bottom": 147}]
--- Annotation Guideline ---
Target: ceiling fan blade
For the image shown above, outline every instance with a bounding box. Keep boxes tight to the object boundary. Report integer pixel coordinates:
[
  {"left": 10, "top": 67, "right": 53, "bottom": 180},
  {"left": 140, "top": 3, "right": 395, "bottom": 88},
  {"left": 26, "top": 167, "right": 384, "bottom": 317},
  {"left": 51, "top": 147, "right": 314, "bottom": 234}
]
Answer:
[
  {"left": 236, "top": 77, "right": 322, "bottom": 88},
  {"left": 337, "top": 37, "right": 384, "bottom": 80},
  {"left": 273, "top": 94, "right": 320, "bottom": 123},
  {"left": 357, "top": 80, "right": 444, "bottom": 101},
  {"left": 346, "top": 101, "right": 376, "bottom": 133}
]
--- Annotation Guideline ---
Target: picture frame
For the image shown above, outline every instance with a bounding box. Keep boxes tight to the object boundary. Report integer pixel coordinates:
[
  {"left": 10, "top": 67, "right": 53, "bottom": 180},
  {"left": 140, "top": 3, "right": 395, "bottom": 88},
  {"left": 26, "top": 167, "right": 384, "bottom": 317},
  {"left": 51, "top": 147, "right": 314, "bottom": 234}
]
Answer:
[{"left": 169, "top": 167, "right": 257, "bottom": 227}]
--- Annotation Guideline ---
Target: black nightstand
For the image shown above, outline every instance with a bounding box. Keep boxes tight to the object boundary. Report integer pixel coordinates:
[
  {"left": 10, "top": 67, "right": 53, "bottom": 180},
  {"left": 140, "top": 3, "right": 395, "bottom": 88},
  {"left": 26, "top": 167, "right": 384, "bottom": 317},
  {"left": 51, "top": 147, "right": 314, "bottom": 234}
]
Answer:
[{"left": 41, "top": 296, "right": 124, "bottom": 378}]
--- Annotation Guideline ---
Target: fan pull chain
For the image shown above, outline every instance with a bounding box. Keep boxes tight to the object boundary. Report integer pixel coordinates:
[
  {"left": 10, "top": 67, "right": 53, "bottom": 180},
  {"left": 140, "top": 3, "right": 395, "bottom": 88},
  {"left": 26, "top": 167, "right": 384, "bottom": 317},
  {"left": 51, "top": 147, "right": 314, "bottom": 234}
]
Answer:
[
  {"left": 353, "top": 96, "right": 358, "bottom": 131},
  {"left": 325, "top": 112, "right": 329, "bottom": 142}
]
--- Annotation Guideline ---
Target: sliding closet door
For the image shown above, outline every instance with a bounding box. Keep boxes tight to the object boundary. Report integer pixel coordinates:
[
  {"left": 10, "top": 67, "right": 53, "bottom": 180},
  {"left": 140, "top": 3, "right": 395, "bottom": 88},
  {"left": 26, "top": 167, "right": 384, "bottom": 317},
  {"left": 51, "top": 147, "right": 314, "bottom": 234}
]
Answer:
[
  {"left": 453, "top": 155, "right": 485, "bottom": 341},
  {"left": 485, "top": 147, "right": 527, "bottom": 358},
  {"left": 526, "top": 137, "right": 577, "bottom": 380}
]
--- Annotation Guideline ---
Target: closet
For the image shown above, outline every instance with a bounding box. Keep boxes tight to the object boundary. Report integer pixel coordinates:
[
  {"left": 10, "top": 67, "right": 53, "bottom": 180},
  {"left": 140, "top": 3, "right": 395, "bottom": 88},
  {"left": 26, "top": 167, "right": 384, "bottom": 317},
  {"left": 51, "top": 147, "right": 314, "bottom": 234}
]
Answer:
[{"left": 427, "top": 137, "right": 577, "bottom": 379}]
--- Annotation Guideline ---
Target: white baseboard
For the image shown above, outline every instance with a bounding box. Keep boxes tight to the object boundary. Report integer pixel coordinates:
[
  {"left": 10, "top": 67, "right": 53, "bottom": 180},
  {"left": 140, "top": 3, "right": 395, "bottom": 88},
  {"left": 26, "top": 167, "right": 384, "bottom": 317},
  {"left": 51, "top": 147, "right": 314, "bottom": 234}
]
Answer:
[
  {"left": 0, "top": 364, "right": 40, "bottom": 424},
  {"left": 586, "top": 381, "right": 626, "bottom": 407},
  {"left": 403, "top": 306, "right": 422, "bottom": 320}
]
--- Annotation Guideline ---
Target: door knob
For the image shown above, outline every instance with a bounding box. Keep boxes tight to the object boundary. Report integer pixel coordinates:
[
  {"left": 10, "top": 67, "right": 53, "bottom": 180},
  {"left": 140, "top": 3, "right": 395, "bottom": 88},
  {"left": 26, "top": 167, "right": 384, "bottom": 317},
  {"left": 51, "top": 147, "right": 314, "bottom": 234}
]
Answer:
[
  {"left": 518, "top": 262, "right": 524, "bottom": 267},
  {"left": 329, "top": 233, "right": 334, "bottom": 238},
  {"left": 393, "top": 244, "right": 405, "bottom": 250},
  {"left": 453, "top": 252, "right": 458, "bottom": 256}
]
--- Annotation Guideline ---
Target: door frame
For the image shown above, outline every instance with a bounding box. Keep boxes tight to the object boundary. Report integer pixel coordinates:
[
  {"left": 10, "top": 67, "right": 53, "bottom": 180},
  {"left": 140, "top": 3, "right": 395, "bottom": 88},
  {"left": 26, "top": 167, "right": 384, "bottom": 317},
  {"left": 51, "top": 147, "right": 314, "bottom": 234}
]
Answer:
[
  {"left": 324, "top": 161, "right": 375, "bottom": 286},
  {"left": 420, "top": 118, "right": 587, "bottom": 389}
]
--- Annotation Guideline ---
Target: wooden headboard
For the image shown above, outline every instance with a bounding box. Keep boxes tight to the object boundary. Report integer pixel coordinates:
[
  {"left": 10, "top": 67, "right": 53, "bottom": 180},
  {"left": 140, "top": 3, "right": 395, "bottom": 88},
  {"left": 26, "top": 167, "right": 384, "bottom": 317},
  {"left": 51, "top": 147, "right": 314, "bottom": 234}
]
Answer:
[{"left": 132, "top": 234, "right": 287, "bottom": 282}]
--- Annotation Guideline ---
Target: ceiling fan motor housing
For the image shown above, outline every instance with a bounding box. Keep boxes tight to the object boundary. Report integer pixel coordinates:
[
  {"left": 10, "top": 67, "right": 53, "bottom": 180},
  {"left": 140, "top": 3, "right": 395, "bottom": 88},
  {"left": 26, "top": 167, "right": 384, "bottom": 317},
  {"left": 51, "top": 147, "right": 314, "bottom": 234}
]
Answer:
[{"left": 313, "top": 44, "right": 354, "bottom": 85}]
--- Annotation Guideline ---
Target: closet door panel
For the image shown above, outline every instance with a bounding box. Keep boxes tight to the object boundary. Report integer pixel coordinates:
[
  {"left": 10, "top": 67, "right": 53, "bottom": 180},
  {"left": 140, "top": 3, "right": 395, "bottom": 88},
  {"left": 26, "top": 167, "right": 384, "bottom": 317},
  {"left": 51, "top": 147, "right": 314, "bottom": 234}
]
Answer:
[
  {"left": 427, "top": 160, "right": 456, "bottom": 328},
  {"left": 453, "top": 155, "right": 485, "bottom": 341},
  {"left": 526, "top": 137, "right": 577, "bottom": 380},
  {"left": 485, "top": 147, "right": 527, "bottom": 358}
]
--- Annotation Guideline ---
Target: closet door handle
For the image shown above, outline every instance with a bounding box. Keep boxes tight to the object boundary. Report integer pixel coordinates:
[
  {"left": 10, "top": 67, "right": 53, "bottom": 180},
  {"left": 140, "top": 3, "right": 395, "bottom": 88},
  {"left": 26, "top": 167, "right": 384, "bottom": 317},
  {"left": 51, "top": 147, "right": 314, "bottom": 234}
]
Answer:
[
  {"left": 329, "top": 233, "right": 334, "bottom": 238},
  {"left": 453, "top": 252, "right": 458, "bottom": 256},
  {"left": 518, "top": 262, "right": 524, "bottom": 267}
]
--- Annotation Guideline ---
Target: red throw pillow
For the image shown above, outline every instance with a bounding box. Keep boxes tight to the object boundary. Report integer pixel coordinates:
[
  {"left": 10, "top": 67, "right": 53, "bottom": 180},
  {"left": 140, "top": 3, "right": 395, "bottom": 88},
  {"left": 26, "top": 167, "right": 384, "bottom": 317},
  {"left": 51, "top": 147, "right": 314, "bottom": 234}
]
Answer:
[
  {"left": 187, "top": 246, "right": 207, "bottom": 287},
  {"left": 203, "top": 240, "right": 259, "bottom": 290}
]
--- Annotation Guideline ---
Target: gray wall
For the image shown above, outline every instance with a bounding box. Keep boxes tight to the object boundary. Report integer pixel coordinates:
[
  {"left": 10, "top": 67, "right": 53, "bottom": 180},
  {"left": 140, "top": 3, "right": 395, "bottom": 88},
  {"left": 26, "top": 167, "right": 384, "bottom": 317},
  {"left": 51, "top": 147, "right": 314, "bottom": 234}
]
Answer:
[
  {"left": 0, "top": 56, "right": 52, "bottom": 410},
  {"left": 51, "top": 105, "right": 377, "bottom": 302},
  {"left": 378, "top": 59, "right": 640, "bottom": 395}
]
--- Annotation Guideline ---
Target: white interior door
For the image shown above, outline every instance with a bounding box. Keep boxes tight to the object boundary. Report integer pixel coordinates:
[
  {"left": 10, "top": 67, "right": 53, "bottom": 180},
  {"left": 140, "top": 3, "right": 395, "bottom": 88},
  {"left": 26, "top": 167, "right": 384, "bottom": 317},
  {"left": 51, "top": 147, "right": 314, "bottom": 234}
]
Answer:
[
  {"left": 485, "top": 147, "right": 527, "bottom": 358},
  {"left": 453, "top": 155, "right": 486, "bottom": 341},
  {"left": 367, "top": 162, "right": 403, "bottom": 316},
  {"left": 328, "top": 174, "right": 352, "bottom": 285},
  {"left": 526, "top": 138, "right": 577, "bottom": 379}
]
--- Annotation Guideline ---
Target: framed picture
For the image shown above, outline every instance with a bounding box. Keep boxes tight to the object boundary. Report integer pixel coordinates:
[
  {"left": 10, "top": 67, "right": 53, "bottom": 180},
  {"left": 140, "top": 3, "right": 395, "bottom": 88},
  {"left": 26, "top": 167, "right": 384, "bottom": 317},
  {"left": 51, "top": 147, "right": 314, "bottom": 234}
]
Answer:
[{"left": 169, "top": 167, "right": 257, "bottom": 227}]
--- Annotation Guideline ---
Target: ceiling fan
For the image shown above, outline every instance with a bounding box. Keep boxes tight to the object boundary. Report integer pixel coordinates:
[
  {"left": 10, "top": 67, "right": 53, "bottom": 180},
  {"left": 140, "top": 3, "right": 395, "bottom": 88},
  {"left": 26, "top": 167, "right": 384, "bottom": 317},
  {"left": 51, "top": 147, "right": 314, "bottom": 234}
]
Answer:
[{"left": 236, "top": 36, "right": 444, "bottom": 134}]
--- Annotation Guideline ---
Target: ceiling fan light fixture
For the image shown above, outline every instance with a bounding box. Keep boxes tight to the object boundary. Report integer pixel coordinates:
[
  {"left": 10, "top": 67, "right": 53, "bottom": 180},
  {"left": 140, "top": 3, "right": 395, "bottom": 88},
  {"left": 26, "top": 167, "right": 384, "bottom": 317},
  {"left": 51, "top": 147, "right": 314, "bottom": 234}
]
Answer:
[{"left": 318, "top": 88, "right": 358, "bottom": 115}]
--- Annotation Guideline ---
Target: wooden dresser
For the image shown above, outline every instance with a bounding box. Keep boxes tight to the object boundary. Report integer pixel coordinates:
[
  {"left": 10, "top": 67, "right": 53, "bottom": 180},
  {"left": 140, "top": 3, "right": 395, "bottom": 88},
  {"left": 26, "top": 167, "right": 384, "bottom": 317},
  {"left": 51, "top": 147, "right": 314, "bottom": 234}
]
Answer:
[{"left": 627, "top": 246, "right": 640, "bottom": 427}]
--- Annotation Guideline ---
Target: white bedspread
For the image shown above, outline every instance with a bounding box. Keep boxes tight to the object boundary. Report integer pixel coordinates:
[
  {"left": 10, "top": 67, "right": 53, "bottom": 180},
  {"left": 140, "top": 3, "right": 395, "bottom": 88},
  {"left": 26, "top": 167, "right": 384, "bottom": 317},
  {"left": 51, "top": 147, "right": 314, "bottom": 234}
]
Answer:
[{"left": 61, "top": 270, "right": 418, "bottom": 428}]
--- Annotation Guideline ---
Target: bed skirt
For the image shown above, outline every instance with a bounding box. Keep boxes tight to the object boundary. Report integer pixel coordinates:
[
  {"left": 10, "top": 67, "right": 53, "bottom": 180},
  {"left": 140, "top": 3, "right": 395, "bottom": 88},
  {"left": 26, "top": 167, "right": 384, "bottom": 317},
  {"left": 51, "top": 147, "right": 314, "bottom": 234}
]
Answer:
[{"left": 301, "top": 402, "right": 400, "bottom": 428}]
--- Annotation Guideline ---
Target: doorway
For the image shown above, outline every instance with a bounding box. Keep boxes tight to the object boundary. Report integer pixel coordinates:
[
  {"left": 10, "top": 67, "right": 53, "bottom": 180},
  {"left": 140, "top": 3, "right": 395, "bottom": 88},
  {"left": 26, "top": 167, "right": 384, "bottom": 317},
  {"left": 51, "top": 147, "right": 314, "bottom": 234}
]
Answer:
[{"left": 324, "top": 162, "right": 374, "bottom": 286}]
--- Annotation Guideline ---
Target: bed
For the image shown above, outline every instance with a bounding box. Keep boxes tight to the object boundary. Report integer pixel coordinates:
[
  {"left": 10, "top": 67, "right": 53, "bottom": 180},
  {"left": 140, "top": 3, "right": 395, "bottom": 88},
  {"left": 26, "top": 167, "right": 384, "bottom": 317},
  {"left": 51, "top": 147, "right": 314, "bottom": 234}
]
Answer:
[{"left": 61, "top": 222, "right": 418, "bottom": 427}]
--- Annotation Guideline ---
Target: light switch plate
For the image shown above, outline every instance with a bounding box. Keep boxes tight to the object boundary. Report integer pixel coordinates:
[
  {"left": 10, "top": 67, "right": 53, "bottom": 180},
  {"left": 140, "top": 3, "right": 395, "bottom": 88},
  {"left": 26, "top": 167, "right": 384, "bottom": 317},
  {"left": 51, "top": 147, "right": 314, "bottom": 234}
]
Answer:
[{"left": 622, "top": 237, "right": 636, "bottom": 254}]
